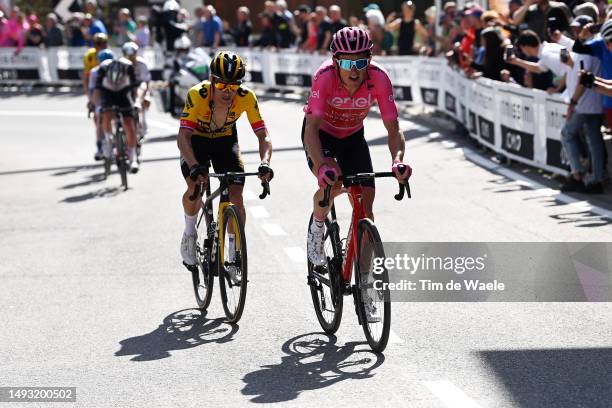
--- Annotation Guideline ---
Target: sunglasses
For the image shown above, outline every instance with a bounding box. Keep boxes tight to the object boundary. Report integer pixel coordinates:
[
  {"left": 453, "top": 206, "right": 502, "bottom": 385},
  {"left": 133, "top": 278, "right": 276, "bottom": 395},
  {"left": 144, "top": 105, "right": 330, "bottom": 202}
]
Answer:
[
  {"left": 213, "top": 80, "right": 241, "bottom": 92},
  {"left": 336, "top": 58, "right": 369, "bottom": 71}
]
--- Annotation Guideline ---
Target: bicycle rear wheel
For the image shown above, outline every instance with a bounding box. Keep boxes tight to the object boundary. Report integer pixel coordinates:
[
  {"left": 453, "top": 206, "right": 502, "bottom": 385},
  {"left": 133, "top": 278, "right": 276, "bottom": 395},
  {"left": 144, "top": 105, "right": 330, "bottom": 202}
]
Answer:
[
  {"left": 115, "top": 130, "right": 128, "bottom": 190},
  {"left": 308, "top": 215, "right": 343, "bottom": 334},
  {"left": 355, "top": 219, "right": 391, "bottom": 353},
  {"left": 192, "top": 204, "right": 215, "bottom": 310},
  {"left": 218, "top": 205, "right": 248, "bottom": 323}
]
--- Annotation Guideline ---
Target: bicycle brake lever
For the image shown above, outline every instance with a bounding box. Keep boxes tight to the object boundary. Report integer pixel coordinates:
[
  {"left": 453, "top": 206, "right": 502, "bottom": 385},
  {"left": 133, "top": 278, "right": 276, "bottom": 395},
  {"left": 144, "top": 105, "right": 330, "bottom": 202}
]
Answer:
[{"left": 259, "top": 181, "right": 270, "bottom": 199}]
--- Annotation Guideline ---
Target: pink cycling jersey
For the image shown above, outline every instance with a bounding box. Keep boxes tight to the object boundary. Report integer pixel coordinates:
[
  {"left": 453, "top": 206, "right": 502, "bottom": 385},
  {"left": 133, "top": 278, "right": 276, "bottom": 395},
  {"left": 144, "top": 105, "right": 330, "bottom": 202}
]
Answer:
[{"left": 304, "top": 59, "right": 398, "bottom": 138}]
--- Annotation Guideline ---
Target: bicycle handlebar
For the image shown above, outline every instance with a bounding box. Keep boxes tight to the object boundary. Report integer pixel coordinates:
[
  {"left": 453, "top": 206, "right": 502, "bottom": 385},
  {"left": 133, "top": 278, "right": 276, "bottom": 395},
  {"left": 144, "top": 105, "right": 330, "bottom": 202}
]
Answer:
[
  {"left": 318, "top": 170, "right": 412, "bottom": 208},
  {"left": 188, "top": 171, "right": 271, "bottom": 201}
]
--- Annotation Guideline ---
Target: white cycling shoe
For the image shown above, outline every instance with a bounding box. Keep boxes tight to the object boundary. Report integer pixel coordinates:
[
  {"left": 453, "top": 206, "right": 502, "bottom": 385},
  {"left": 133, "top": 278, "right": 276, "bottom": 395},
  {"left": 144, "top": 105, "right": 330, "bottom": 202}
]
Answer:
[
  {"left": 307, "top": 222, "right": 327, "bottom": 266},
  {"left": 129, "top": 160, "right": 140, "bottom": 174},
  {"left": 363, "top": 294, "right": 381, "bottom": 323},
  {"left": 181, "top": 233, "right": 198, "bottom": 266}
]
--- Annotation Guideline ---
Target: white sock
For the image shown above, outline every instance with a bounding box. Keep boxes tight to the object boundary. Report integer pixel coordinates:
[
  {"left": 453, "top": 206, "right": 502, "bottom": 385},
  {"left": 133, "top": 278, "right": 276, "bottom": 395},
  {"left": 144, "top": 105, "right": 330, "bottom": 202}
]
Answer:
[
  {"left": 310, "top": 218, "right": 324, "bottom": 233},
  {"left": 104, "top": 132, "right": 112, "bottom": 142},
  {"left": 128, "top": 147, "right": 136, "bottom": 162},
  {"left": 184, "top": 213, "right": 197, "bottom": 236}
]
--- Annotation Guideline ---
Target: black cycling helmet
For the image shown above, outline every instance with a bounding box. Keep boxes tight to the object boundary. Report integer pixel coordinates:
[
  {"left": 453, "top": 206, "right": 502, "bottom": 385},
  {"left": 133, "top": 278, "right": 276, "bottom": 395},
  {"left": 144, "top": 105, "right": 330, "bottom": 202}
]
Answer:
[{"left": 210, "top": 51, "right": 246, "bottom": 83}]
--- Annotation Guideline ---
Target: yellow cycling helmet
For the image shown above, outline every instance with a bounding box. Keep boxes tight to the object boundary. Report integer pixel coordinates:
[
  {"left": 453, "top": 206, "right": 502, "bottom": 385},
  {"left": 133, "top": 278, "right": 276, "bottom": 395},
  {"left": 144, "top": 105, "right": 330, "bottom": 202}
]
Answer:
[
  {"left": 210, "top": 51, "right": 246, "bottom": 83},
  {"left": 93, "top": 32, "right": 108, "bottom": 46}
]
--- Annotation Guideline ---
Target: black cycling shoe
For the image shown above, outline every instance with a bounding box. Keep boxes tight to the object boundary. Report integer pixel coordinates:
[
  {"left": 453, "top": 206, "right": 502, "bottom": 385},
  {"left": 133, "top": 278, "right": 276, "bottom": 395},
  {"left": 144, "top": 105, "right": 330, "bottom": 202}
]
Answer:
[{"left": 560, "top": 177, "right": 585, "bottom": 193}]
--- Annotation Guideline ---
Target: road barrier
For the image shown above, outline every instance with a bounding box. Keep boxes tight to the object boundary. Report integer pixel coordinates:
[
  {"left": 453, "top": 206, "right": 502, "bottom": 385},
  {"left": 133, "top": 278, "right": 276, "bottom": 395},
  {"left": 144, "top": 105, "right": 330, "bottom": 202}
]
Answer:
[{"left": 0, "top": 46, "right": 571, "bottom": 175}]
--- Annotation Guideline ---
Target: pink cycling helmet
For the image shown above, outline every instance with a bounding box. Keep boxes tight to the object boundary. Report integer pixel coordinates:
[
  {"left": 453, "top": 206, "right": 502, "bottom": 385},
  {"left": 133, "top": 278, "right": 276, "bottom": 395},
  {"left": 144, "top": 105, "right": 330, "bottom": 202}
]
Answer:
[{"left": 330, "top": 27, "right": 373, "bottom": 56}]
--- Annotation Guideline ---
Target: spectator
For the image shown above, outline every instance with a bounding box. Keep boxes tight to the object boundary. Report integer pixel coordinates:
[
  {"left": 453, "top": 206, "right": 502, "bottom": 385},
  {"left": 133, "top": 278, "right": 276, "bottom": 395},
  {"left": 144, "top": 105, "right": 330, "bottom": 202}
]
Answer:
[
  {"left": 386, "top": 1, "right": 428, "bottom": 56},
  {"left": 348, "top": 15, "right": 367, "bottom": 30},
  {"left": 559, "top": 15, "right": 605, "bottom": 194},
  {"left": 364, "top": 3, "right": 385, "bottom": 27},
  {"left": 470, "top": 27, "right": 516, "bottom": 81},
  {"left": 294, "top": 4, "right": 310, "bottom": 49},
  {"left": 230, "top": 6, "right": 252, "bottom": 47},
  {"left": 254, "top": 12, "right": 279, "bottom": 48},
  {"left": 83, "top": 12, "right": 107, "bottom": 47},
  {"left": 572, "top": 2, "right": 599, "bottom": 24},
  {"left": 84, "top": 0, "right": 103, "bottom": 22},
  {"left": 0, "top": 11, "right": 6, "bottom": 45},
  {"left": 301, "top": 11, "right": 318, "bottom": 51},
  {"left": 423, "top": 5, "right": 437, "bottom": 55},
  {"left": 135, "top": 16, "right": 150, "bottom": 47},
  {"left": 439, "top": 2, "right": 459, "bottom": 53},
  {"left": 277, "top": 0, "right": 300, "bottom": 45},
  {"left": 114, "top": 8, "right": 136, "bottom": 45},
  {"left": 512, "top": 0, "right": 571, "bottom": 41},
  {"left": 44, "top": 13, "right": 64, "bottom": 47},
  {"left": 368, "top": 13, "right": 393, "bottom": 55},
  {"left": 508, "top": 30, "right": 567, "bottom": 92},
  {"left": 200, "top": 5, "right": 223, "bottom": 48},
  {"left": 267, "top": 0, "right": 294, "bottom": 48},
  {"left": 573, "top": 19, "right": 612, "bottom": 128},
  {"left": 315, "top": 6, "right": 332, "bottom": 53},
  {"left": 1, "top": 7, "right": 27, "bottom": 54},
  {"left": 191, "top": 6, "right": 205, "bottom": 46},
  {"left": 65, "top": 13, "right": 86, "bottom": 47},
  {"left": 328, "top": 5, "right": 347, "bottom": 36},
  {"left": 25, "top": 13, "right": 43, "bottom": 47}
]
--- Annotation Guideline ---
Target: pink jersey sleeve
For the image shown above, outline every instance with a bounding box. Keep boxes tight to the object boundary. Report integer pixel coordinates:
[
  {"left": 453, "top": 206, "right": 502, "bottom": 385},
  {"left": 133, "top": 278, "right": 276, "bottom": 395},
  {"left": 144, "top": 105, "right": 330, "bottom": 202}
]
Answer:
[
  {"left": 370, "top": 64, "right": 398, "bottom": 121},
  {"left": 304, "top": 61, "right": 334, "bottom": 117}
]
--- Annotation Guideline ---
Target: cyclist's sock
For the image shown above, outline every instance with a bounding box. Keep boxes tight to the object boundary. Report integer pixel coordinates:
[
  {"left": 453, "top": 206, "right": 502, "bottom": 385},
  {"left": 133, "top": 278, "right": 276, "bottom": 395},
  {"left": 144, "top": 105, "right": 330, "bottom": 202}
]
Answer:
[
  {"left": 184, "top": 213, "right": 197, "bottom": 236},
  {"left": 128, "top": 147, "right": 136, "bottom": 162},
  {"left": 310, "top": 217, "right": 324, "bottom": 233},
  {"left": 96, "top": 139, "right": 102, "bottom": 151}
]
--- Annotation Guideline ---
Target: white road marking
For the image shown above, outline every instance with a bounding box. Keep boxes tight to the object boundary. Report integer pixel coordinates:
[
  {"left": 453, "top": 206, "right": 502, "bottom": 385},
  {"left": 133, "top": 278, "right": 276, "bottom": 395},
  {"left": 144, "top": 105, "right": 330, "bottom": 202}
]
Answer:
[
  {"left": 388, "top": 329, "right": 404, "bottom": 344},
  {"left": 0, "top": 110, "right": 83, "bottom": 117},
  {"left": 284, "top": 247, "right": 306, "bottom": 263},
  {"left": 423, "top": 380, "right": 482, "bottom": 408},
  {"left": 249, "top": 206, "right": 270, "bottom": 219},
  {"left": 463, "top": 149, "right": 612, "bottom": 220},
  {"left": 147, "top": 119, "right": 179, "bottom": 133},
  {"left": 261, "top": 223, "right": 287, "bottom": 236}
]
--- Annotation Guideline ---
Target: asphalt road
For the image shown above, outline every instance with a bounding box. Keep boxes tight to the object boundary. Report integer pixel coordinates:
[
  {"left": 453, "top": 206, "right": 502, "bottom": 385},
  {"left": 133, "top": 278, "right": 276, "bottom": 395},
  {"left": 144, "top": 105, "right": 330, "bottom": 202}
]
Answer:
[{"left": 1, "top": 90, "right": 611, "bottom": 408}]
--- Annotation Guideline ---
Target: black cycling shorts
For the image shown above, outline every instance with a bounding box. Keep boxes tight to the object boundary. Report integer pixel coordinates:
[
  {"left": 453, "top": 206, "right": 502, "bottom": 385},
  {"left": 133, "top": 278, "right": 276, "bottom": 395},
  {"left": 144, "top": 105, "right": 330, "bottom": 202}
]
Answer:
[
  {"left": 180, "top": 134, "right": 245, "bottom": 185},
  {"left": 100, "top": 88, "right": 135, "bottom": 118},
  {"left": 301, "top": 118, "right": 374, "bottom": 188}
]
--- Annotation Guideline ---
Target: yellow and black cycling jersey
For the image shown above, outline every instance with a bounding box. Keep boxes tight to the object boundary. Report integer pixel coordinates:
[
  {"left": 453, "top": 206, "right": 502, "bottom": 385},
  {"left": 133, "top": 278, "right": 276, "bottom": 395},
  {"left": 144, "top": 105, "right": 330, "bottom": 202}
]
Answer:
[
  {"left": 83, "top": 47, "right": 98, "bottom": 74},
  {"left": 179, "top": 81, "right": 266, "bottom": 138}
]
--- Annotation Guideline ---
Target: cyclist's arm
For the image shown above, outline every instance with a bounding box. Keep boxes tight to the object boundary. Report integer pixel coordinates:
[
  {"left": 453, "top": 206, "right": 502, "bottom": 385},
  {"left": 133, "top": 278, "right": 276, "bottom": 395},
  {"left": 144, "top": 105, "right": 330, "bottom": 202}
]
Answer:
[
  {"left": 177, "top": 127, "right": 198, "bottom": 168},
  {"left": 303, "top": 115, "right": 325, "bottom": 171},
  {"left": 384, "top": 119, "right": 405, "bottom": 163},
  {"left": 254, "top": 129, "right": 272, "bottom": 164}
]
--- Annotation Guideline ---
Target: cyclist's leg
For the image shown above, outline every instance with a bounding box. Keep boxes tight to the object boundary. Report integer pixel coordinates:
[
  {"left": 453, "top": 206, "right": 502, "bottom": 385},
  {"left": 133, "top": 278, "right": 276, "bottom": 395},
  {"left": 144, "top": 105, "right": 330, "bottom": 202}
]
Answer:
[
  {"left": 335, "top": 127, "right": 375, "bottom": 220},
  {"left": 99, "top": 91, "right": 114, "bottom": 158},
  {"left": 117, "top": 91, "right": 138, "bottom": 161},
  {"left": 211, "top": 134, "right": 246, "bottom": 223}
]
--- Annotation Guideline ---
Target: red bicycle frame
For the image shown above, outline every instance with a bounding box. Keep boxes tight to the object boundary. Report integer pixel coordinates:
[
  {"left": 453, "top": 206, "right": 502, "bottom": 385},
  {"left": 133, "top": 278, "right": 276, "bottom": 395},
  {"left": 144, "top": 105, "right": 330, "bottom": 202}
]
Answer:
[{"left": 341, "top": 185, "right": 367, "bottom": 283}]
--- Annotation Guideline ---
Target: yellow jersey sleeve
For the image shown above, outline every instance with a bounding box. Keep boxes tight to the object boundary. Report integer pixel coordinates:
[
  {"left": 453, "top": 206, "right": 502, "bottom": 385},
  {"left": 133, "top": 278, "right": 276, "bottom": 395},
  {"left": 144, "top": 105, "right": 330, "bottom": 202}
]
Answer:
[
  {"left": 180, "top": 83, "right": 208, "bottom": 132},
  {"left": 239, "top": 86, "right": 266, "bottom": 133},
  {"left": 83, "top": 48, "right": 97, "bottom": 74}
]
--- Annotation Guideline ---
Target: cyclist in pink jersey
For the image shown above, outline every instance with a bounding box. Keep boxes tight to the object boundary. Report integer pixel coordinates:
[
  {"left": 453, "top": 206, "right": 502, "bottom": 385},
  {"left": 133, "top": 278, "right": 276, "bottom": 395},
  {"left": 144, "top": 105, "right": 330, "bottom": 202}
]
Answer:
[{"left": 303, "top": 26, "right": 412, "bottom": 266}]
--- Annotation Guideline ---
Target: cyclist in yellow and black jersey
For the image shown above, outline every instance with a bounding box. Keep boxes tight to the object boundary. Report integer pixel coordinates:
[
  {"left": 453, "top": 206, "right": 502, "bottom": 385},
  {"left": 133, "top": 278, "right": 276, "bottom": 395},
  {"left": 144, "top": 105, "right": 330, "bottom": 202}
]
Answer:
[{"left": 177, "top": 51, "right": 274, "bottom": 266}]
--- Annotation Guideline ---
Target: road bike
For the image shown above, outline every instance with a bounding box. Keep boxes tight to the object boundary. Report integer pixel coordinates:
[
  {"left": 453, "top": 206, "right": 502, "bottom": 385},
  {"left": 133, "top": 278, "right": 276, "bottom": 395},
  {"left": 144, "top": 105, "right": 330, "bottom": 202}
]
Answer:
[
  {"left": 184, "top": 171, "right": 270, "bottom": 323},
  {"left": 307, "top": 168, "right": 411, "bottom": 352},
  {"left": 103, "top": 106, "right": 131, "bottom": 190}
]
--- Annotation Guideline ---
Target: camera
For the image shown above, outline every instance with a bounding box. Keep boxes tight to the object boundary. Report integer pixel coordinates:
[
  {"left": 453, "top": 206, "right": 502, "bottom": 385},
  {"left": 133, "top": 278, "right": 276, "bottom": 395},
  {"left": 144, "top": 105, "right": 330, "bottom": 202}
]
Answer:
[{"left": 579, "top": 71, "right": 595, "bottom": 88}]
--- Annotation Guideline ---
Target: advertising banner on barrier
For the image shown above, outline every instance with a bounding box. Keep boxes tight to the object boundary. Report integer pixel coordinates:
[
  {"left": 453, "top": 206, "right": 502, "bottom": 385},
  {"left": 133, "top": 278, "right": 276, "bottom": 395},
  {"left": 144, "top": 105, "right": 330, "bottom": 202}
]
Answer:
[
  {"left": 0, "top": 48, "right": 46, "bottom": 81},
  {"left": 235, "top": 48, "right": 268, "bottom": 85},
  {"left": 49, "top": 47, "right": 87, "bottom": 81},
  {"left": 378, "top": 56, "right": 417, "bottom": 103},
  {"left": 416, "top": 57, "right": 445, "bottom": 109},
  {"left": 268, "top": 52, "right": 326, "bottom": 88},
  {"left": 497, "top": 84, "right": 538, "bottom": 164},
  {"left": 544, "top": 96, "right": 571, "bottom": 175},
  {"left": 467, "top": 78, "right": 498, "bottom": 148},
  {"left": 442, "top": 67, "right": 459, "bottom": 120}
]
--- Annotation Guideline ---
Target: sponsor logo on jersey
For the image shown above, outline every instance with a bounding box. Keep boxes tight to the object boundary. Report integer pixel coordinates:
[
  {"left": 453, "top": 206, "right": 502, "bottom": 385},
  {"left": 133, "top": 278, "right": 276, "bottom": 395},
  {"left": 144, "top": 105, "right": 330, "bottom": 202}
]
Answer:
[{"left": 329, "top": 94, "right": 374, "bottom": 109}]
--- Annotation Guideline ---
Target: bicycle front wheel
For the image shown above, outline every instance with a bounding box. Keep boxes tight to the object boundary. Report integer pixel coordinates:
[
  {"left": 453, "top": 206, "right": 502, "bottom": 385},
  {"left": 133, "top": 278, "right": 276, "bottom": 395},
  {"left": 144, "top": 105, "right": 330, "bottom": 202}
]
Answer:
[
  {"left": 192, "top": 205, "right": 214, "bottom": 310},
  {"left": 218, "top": 205, "right": 248, "bottom": 323},
  {"left": 308, "top": 215, "right": 343, "bottom": 334},
  {"left": 355, "top": 219, "right": 391, "bottom": 353}
]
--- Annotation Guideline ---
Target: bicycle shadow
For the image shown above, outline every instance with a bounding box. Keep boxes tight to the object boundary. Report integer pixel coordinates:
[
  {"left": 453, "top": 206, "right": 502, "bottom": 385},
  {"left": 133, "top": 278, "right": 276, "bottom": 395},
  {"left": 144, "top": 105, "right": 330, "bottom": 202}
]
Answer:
[
  {"left": 115, "top": 308, "right": 238, "bottom": 361},
  {"left": 241, "top": 332, "right": 385, "bottom": 404}
]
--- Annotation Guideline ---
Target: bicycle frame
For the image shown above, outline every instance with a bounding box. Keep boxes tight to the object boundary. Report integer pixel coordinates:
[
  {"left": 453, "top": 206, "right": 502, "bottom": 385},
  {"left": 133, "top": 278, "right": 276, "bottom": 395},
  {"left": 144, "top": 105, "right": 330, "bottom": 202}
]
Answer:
[{"left": 339, "top": 185, "right": 367, "bottom": 284}]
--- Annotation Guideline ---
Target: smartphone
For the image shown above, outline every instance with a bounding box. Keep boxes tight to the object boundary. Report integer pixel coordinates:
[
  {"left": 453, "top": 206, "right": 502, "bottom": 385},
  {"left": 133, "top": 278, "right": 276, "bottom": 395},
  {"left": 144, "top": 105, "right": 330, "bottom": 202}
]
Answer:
[
  {"left": 560, "top": 48, "right": 569, "bottom": 63},
  {"left": 580, "top": 61, "right": 584, "bottom": 70},
  {"left": 504, "top": 46, "right": 514, "bottom": 61}
]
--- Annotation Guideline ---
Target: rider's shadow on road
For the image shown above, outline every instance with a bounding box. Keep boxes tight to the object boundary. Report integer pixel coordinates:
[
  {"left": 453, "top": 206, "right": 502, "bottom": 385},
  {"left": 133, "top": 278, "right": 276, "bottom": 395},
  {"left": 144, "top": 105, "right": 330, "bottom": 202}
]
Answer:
[
  {"left": 115, "top": 309, "right": 238, "bottom": 361},
  {"left": 242, "top": 333, "right": 385, "bottom": 404}
]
